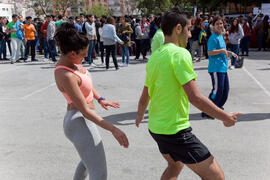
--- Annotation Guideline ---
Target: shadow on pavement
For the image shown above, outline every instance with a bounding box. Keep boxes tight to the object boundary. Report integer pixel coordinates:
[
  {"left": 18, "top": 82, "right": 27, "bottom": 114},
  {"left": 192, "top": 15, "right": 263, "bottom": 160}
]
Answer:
[
  {"left": 194, "top": 67, "right": 208, "bottom": 71},
  {"left": 103, "top": 111, "right": 149, "bottom": 126},
  {"left": 189, "top": 113, "right": 270, "bottom": 122},
  {"left": 257, "top": 68, "right": 270, "bottom": 71}
]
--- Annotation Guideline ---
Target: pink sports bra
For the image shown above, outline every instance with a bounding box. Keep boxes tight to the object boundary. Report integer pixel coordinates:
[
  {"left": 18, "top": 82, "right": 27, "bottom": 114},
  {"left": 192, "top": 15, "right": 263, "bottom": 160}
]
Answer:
[{"left": 55, "top": 65, "right": 94, "bottom": 104}]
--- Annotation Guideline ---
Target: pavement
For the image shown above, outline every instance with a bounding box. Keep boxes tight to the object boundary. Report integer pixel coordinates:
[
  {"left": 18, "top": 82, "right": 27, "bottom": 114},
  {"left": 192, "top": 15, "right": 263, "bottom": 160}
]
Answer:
[{"left": 0, "top": 50, "right": 270, "bottom": 180}]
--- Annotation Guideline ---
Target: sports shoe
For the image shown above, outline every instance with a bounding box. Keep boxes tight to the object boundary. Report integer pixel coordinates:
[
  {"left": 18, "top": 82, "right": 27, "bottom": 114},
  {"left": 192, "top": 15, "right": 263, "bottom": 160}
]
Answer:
[{"left": 229, "top": 65, "right": 235, "bottom": 70}]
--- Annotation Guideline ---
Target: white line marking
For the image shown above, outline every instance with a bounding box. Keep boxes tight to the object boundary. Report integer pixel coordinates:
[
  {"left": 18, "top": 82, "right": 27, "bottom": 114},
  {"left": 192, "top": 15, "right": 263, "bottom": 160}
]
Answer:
[
  {"left": 243, "top": 67, "right": 270, "bottom": 98},
  {"left": 21, "top": 83, "right": 56, "bottom": 99}
]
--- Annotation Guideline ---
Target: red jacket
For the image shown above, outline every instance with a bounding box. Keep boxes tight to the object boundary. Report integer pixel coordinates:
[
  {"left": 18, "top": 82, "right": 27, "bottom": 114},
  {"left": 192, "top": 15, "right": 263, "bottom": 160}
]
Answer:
[
  {"left": 243, "top": 23, "right": 251, "bottom": 37},
  {"left": 41, "top": 21, "right": 49, "bottom": 38}
]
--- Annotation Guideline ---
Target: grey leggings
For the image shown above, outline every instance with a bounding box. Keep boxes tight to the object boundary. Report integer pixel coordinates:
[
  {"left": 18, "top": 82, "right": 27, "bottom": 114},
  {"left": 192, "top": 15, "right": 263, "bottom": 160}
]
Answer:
[{"left": 64, "top": 110, "right": 107, "bottom": 180}]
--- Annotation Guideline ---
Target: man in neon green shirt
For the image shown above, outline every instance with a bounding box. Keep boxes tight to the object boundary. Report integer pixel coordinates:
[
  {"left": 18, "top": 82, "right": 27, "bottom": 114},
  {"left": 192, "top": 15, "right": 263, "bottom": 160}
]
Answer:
[{"left": 136, "top": 8, "right": 241, "bottom": 180}]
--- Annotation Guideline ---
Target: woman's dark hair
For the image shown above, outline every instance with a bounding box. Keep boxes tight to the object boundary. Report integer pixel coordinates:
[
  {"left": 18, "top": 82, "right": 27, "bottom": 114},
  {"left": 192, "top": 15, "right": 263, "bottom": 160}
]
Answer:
[
  {"left": 106, "top": 16, "right": 115, "bottom": 25},
  {"left": 161, "top": 7, "right": 190, "bottom": 36},
  {"left": 54, "top": 22, "right": 89, "bottom": 55},
  {"left": 100, "top": 18, "right": 106, "bottom": 27},
  {"left": 229, "top": 18, "right": 239, "bottom": 33},
  {"left": 212, "top": 16, "right": 224, "bottom": 26}
]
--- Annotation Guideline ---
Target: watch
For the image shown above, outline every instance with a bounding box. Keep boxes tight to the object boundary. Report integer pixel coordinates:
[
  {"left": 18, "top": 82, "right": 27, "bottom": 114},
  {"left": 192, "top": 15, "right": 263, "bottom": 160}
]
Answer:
[{"left": 98, "top": 97, "right": 105, "bottom": 103}]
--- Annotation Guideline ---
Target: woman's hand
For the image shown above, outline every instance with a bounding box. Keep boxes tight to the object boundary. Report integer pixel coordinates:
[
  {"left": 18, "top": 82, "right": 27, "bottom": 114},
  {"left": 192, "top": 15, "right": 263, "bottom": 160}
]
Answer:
[
  {"left": 111, "top": 127, "right": 129, "bottom": 148},
  {"left": 99, "top": 100, "right": 120, "bottom": 110}
]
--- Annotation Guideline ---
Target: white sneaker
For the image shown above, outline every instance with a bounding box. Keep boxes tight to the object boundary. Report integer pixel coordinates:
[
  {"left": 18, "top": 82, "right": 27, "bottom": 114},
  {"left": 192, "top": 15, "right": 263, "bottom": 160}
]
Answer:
[
  {"left": 229, "top": 65, "right": 235, "bottom": 70},
  {"left": 90, "top": 63, "right": 96, "bottom": 68},
  {"left": 124, "top": 63, "right": 128, "bottom": 67},
  {"left": 119, "top": 63, "right": 124, "bottom": 67}
]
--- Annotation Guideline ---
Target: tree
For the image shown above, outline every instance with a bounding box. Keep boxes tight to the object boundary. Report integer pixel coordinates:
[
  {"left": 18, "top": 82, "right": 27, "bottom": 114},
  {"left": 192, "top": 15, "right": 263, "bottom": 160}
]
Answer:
[
  {"left": 85, "top": 4, "right": 111, "bottom": 18},
  {"left": 137, "top": 0, "right": 171, "bottom": 15},
  {"left": 53, "top": 0, "right": 78, "bottom": 15},
  {"left": 28, "top": 0, "right": 52, "bottom": 16}
]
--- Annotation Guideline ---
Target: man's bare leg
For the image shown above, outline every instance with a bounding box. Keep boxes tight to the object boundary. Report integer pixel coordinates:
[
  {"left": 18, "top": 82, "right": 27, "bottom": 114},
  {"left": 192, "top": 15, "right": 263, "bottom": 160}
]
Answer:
[
  {"left": 161, "top": 154, "right": 184, "bottom": 180},
  {"left": 186, "top": 155, "right": 224, "bottom": 180}
]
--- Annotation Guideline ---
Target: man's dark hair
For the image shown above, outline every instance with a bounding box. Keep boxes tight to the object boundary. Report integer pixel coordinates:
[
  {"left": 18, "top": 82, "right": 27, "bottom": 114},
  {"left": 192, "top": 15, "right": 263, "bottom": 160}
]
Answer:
[
  {"left": 12, "top": 14, "right": 18, "bottom": 19},
  {"left": 136, "top": 18, "right": 141, "bottom": 23},
  {"left": 26, "top": 16, "right": 32, "bottom": 20},
  {"left": 161, "top": 7, "right": 190, "bottom": 36},
  {"left": 58, "top": 15, "right": 63, "bottom": 20}
]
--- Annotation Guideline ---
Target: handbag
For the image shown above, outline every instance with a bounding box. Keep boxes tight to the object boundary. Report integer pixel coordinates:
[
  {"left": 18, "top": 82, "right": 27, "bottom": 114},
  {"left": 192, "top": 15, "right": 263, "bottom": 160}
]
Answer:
[{"left": 119, "top": 34, "right": 129, "bottom": 44}]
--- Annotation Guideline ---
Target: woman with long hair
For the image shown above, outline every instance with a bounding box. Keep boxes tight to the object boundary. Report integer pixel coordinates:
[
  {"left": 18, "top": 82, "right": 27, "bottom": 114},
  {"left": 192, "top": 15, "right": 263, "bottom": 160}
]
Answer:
[
  {"left": 228, "top": 18, "right": 244, "bottom": 69},
  {"left": 54, "top": 23, "right": 129, "bottom": 180}
]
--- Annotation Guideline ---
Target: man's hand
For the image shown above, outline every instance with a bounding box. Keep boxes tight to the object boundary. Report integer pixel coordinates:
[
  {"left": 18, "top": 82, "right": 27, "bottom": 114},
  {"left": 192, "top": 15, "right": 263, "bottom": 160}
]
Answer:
[{"left": 222, "top": 112, "right": 242, "bottom": 127}]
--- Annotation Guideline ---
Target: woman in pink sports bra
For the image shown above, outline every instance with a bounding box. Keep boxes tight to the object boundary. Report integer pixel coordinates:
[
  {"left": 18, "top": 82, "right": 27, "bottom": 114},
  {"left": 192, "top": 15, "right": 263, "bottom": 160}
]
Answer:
[{"left": 54, "top": 23, "right": 129, "bottom": 180}]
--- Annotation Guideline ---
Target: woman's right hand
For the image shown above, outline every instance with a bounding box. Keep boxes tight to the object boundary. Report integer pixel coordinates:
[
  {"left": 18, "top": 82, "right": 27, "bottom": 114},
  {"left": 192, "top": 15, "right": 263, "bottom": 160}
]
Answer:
[{"left": 111, "top": 127, "right": 129, "bottom": 148}]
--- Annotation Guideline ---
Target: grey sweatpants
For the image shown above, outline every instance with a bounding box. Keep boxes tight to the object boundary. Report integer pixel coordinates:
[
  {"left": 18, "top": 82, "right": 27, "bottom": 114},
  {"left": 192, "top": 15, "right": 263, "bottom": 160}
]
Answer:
[{"left": 64, "top": 110, "right": 107, "bottom": 180}]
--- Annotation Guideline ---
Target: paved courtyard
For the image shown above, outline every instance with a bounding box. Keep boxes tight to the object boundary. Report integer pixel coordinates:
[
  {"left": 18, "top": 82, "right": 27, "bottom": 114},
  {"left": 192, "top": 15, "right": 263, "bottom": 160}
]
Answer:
[{"left": 0, "top": 50, "right": 270, "bottom": 180}]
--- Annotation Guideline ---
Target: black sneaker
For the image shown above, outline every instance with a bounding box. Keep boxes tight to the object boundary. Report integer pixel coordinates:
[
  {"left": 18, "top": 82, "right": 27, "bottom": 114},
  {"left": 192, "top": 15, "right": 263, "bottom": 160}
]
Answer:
[
  {"left": 31, "top": 59, "right": 38, "bottom": 61},
  {"left": 201, "top": 112, "right": 214, "bottom": 119}
]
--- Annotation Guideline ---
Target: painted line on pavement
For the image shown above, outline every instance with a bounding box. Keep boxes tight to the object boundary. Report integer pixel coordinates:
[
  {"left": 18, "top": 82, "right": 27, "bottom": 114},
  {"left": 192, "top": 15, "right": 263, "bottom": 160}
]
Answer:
[
  {"left": 21, "top": 83, "right": 56, "bottom": 100},
  {"left": 243, "top": 67, "right": 270, "bottom": 98}
]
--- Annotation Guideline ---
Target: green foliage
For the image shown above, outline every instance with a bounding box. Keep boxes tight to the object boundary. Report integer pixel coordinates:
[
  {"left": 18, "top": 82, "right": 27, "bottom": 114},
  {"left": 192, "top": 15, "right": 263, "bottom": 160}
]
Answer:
[{"left": 84, "top": 4, "right": 111, "bottom": 18}]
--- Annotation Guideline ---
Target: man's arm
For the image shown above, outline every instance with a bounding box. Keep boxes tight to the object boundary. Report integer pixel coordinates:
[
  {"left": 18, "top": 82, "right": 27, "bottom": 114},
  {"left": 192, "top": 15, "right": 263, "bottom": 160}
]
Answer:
[
  {"left": 183, "top": 80, "right": 241, "bottom": 126},
  {"left": 136, "top": 86, "right": 150, "bottom": 127}
]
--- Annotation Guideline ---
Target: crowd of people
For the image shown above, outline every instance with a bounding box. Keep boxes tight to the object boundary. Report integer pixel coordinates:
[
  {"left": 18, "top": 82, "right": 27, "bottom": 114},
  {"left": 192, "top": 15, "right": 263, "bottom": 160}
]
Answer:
[{"left": 0, "top": 12, "right": 269, "bottom": 68}]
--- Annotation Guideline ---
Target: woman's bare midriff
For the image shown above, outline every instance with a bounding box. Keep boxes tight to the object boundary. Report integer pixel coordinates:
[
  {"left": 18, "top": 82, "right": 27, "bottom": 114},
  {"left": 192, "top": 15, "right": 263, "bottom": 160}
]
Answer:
[{"left": 67, "top": 100, "right": 95, "bottom": 111}]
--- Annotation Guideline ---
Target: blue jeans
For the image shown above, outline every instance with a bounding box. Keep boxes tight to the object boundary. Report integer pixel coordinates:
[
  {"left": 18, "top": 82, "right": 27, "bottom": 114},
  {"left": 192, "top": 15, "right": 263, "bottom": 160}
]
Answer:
[
  {"left": 43, "top": 38, "right": 49, "bottom": 58},
  {"left": 257, "top": 34, "right": 263, "bottom": 50},
  {"left": 87, "top": 40, "right": 95, "bottom": 64},
  {"left": 0, "top": 39, "right": 7, "bottom": 59},
  {"left": 48, "top": 39, "right": 56, "bottom": 61},
  {"left": 230, "top": 44, "right": 239, "bottom": 66},
  {"left": 120, "top": 46, "right": 130, "bottom": 64}
]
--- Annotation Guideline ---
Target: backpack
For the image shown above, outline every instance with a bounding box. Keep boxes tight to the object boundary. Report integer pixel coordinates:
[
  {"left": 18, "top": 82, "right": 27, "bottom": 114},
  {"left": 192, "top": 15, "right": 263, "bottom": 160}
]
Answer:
[
  {"left": 198, "top": 30, "right": 207, "bottom": 45},
  {"left": 82, "top": 22, "right": 87, "bottom": 34}
]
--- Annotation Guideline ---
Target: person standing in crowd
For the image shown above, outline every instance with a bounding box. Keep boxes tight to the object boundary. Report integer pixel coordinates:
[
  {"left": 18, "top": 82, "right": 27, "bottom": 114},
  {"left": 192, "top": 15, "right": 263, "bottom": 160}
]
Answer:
[
  {"left": 255, "top": 16, "right": 264, "bottom": 51},
  {"left": 241, "top": 18, "right": 251, "bottom": 56},
  {"left": 118, "top": 17, "right": 133, "bottom": 67},
  {"left": 24, "top": 16, "right": 37, "bottom": 62},
  {"left": 54, "top": 23, "right": 129, "bottom": 180},
  {"left": 202, "top": 16, "right": 234, "bottom": 118},
  {"left": 136, "top": 9, "right": 240, "bottom": 180},
  {"left": 17, "top": 15, "right": 25, "bottom": 61},
  {"left": 149, "top": 14, "right": 157, "bottom": 43},
  {"left": 85, "top": 14, "right": 97, "bottom": 66},
  {"left": 228, "top": 18, "right": 243, "bottom": 70},
  {"left": 55, "top": 15, "right": 66, "bottom": 29},
  {"left": 2, "top": 18, "right": 12, "bottom": 58},
  {"left": 36, "top": 18, "right": 44, "bottom": 55},
  {"left": 74, "top": 16, "right": 82, "bottom": 32},
  {"left": 191, "top": 18, "right": 203, "bottom": 62},
  {"left": 141, "top": 17, "right": 150, "bottom": 60},
  {"left": 33, "top": 18, "right": 39, "bottom": 52},
  {"left": 6, "top": 14, "right": 19, "bottom": 64},
  {"left": 47, "top": 15, "right": 57, "bottom": 62},
  {"left": 262, "top": 15, "right": 269, "bottom": 51},
  {"left": 41, "top": 15, "right": 50, "bottom": 59},
  {"left": 95, "top": 16, "right": 101, "bottom": 57},
  {"left": 98, "top": 18, "right": 105, "bottom": 67},
  {"left": 150, "top": 15, "right": 164, "bottom": 53},
  {"left": 247, "top": 13, "right": 253, "bottom": 30},
  {"left": 134, "top": 18, "right": 144, "bottom": 60},
  {"left": 102, "top": 16, "right": 123, "bottom": 70},
  {"left": 0, "top": 17, "right": 6, "bottom": 60}
]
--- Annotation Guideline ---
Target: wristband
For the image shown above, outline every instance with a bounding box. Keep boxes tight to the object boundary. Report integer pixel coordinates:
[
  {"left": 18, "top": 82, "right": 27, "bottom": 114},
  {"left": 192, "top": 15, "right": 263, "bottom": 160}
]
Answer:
[{"left": 98, "top": 97, "right": 105, "bottom": 103}]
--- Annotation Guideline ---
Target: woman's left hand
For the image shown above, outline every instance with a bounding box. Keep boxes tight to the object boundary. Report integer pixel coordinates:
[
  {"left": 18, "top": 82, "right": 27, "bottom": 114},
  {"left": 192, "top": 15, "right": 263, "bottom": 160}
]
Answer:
[{"left": 99, "top": 100, "right": 120, "bottom": 110}]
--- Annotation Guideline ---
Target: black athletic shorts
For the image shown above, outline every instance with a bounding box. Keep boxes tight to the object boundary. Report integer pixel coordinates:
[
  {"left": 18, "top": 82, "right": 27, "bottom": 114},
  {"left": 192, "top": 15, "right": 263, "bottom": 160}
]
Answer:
[{"left": 149, "top": 127, "right": 211, "bottom": 164}]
